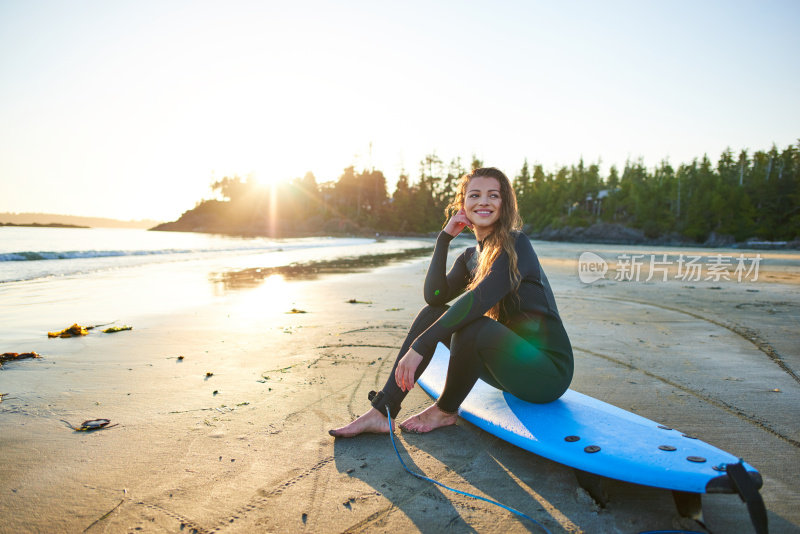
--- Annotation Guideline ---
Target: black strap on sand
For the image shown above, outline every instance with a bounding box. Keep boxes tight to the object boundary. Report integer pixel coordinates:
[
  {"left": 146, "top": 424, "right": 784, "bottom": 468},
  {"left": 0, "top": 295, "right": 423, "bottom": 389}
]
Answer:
[{"left": 726, "top": 460, "right": 768, "bottom": 534}]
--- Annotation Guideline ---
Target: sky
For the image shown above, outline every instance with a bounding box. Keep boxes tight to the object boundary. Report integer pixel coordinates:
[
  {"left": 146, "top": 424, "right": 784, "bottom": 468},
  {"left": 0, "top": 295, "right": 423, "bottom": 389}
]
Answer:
[{"left": 1, "top": 0, "right": 798, "bottom": 222}]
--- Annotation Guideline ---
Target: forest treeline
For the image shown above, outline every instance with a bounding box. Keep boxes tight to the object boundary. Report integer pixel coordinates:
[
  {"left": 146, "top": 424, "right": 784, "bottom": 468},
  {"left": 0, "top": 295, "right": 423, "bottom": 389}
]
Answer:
[{"left": 153, "top": 142, "right": 800, "bottom": 243}]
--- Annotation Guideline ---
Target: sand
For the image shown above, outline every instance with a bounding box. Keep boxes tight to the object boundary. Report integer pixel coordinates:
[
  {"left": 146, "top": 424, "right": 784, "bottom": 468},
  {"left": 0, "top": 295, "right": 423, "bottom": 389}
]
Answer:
[{"left": 1, "top": 246, "right": 799, "bottom": 533}]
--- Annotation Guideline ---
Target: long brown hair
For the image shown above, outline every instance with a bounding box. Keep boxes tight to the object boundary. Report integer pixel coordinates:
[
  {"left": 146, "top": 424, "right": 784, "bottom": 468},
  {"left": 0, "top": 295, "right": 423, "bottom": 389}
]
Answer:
[{"left": 445, "top": 167, "right": 523, "bottom": 320}]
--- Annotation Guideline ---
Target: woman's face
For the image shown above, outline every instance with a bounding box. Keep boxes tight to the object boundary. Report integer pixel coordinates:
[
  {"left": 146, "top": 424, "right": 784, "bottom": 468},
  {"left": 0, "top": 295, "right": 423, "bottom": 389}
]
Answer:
[{"left": 463, "top": 176, "right": 502, "bottom": 231}]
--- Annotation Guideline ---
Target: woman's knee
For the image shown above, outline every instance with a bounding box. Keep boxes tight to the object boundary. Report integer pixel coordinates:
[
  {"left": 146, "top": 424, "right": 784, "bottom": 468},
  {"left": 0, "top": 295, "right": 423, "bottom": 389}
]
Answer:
[
  {"left": 416, "top": 304, "right": 449, "bottom": 324},
  {"left": 420, "top": 303, "right": 448, "bottom": 315}
]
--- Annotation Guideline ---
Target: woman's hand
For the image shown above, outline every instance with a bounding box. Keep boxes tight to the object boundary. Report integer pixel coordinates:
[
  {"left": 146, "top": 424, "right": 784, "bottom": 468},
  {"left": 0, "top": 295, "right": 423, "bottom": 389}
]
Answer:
[
  {"left": 395, "top": 348, "right": 424, "bottom": 392},
  {"left": 443, "top": 208, "right": 473, "bottom": 237}
]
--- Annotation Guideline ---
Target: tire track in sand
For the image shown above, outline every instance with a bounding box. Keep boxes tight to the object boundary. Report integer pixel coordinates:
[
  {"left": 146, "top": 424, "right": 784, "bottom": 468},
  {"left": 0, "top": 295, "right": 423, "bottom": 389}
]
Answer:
[
  {"left": 569, "top": 293, "right": 800, "bottom": 385},
  {"left": 574, "top": 345, "right": 800, "bottom": 449}
]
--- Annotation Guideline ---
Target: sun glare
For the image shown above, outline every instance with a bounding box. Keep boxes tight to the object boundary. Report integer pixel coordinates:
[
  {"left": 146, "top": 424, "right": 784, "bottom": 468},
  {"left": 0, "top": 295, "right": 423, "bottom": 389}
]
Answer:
[
  {"left": 250, "top": 173, "right": 281, "bottom": 187},
  {"left": 236, "top": 274, "right": 295, "bottom": 318}
]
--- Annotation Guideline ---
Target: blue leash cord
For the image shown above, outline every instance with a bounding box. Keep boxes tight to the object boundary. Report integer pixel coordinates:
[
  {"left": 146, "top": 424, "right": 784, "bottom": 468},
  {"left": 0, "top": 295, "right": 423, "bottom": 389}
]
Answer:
[{"left": 385, "top": 407, "right": 552, "bottom": 534}]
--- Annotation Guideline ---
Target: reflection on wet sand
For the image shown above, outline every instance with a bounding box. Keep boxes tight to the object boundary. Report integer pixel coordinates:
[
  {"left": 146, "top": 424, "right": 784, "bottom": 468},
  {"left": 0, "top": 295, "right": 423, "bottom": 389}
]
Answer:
[{"left": 210, "top": 246, "right": 434, "bottom": 290}]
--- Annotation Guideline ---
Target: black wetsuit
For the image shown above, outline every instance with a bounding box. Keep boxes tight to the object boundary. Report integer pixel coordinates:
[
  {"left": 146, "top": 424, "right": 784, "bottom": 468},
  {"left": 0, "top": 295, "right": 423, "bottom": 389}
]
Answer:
[{"left": 370, "top": 230, "right": 574, "bottom": 417}]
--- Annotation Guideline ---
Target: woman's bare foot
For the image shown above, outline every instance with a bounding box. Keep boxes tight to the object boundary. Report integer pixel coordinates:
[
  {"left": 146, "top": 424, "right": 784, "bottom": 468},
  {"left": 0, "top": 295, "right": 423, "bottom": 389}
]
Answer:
[
  {"left": 328, "top": 407, "right": 394, "bottom": 438},
  {"left": 399, "top": 404, "right": 458, "bottom": 433}
]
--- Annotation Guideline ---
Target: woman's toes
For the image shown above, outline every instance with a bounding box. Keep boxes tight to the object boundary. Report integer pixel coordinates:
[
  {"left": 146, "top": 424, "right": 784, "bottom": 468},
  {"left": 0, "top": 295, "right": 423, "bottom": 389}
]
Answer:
[
  {"left": 398, "top": 406, "right": 456, "bottom": 434},
  {"left": 400, "top": 416, "right": 423, "bottom": 433},
  {"left": 329, "top": 426, "right": 352, "bottom": 437},
  {"left": 329, "top": 420, "right": 359, "bottom": 437},
  {"left": 328, "top": 426, "right": 349, "bottom": 437}
]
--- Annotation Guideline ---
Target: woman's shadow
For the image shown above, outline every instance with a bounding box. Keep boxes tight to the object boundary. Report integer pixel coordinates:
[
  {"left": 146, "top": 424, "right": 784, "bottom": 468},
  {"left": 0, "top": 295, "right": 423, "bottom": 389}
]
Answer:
[
  {"left": 332, "top": 421, "right": 567, "bottom": 533},
  {"left": 333, "top": 430, "right": 475, "bottom": 534}
]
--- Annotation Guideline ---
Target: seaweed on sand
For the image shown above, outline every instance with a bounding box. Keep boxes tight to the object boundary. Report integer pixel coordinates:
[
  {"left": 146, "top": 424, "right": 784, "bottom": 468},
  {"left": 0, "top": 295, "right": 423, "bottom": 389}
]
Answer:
[
  {"left": 47, "top": 321, "right": 120, "bottom": 338},
  {"left": 102, "top": 325, "right": 133, "bottom": 333},
  {"left": 48, "top": 324, "right": 89, "bottom": 338},
  {"left": 0, "top": 352, "right": 41, "bottom": 367}
]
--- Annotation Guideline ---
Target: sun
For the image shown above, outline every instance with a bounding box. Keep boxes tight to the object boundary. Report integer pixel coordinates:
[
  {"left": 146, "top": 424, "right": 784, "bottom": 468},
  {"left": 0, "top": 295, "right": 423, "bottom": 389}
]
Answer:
[
  {"left": 249, "top": 172, "right": 282, "bottom": 187},
  {"left": 248, "top": 159, "right": 300, "bottom": 187}
]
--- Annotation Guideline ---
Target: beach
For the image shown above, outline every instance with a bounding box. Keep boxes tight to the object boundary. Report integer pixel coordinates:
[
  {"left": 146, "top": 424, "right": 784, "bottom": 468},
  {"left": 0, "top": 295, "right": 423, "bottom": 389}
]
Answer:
[{"left": 1, "top": 230, "right": 799, "bottom": 533}]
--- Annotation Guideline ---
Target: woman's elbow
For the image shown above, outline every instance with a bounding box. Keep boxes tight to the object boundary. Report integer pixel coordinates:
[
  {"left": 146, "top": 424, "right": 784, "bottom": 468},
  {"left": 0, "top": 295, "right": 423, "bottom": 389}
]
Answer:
[{"left": 424, "top": 291, "right": 447, "bottom": 306}]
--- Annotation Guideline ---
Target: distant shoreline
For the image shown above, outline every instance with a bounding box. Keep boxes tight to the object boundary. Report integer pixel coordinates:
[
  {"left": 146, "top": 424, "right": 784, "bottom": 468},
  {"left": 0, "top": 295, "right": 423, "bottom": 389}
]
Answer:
[
  {"left": 0, "top": 212, "right": 161, "bottom": 229},
  {"left": 527, "top": 222, "right": 800, "bottom": 250},
  {"left": 149, "top": 222, "right": 800, "bottom": 251},
  {"left": 1, "top": 222, "right": 89, "bottom": 229}
]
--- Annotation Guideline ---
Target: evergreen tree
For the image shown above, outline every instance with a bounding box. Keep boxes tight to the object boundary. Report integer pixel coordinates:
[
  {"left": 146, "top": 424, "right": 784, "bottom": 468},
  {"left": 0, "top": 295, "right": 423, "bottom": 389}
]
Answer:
[
  {"left": 390, "top": 172, "right": 414, "bottom": 232},
  {"left": 442, "top": 157, "right": 466, "bottom": 207},
  {"left": 470, "top": 155, "right": 483, "bottom": 170}
]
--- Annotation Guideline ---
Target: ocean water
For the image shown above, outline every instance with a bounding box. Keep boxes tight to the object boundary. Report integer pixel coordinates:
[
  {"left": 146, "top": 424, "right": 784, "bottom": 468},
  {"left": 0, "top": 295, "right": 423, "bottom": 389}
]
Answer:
[
  {"left": 0, "top": 227, "right": 433, "bottom": 347},
  {"left": 2, "top": 226, "right": 797, "bottom": 351},
  {"left": 0, "top": 227, "right": 424, "bottom": 283}
]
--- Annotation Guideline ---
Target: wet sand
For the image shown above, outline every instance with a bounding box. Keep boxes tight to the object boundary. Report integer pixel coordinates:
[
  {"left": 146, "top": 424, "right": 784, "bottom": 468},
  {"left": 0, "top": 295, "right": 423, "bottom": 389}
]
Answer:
[{"left": 1, "top": 245, "right": 799, "bottom": 533}]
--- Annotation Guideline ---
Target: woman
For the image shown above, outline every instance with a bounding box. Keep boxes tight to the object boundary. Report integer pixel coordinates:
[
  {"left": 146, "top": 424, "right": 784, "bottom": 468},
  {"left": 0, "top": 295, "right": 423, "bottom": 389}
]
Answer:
[{"left": 329, "top": 167, "right": 573, "bottom": 437}]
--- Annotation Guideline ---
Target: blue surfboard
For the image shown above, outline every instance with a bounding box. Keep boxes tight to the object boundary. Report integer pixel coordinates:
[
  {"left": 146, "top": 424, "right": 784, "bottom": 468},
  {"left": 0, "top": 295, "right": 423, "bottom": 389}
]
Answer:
[{"left": 417, "top": 343, "right": 767, "bottom": 531}]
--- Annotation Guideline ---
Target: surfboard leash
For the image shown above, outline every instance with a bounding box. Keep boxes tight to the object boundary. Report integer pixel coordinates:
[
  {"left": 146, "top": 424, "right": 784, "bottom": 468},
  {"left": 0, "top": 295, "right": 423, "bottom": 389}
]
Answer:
[{"left": 385, "top": 408, "right": 552, "bottom": 534}]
